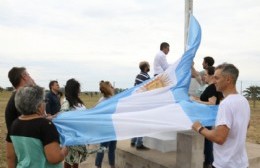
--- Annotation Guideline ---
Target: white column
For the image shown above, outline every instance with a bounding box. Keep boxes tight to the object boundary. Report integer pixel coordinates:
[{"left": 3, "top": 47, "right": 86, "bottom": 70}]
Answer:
[{"left": 184, "top": 0, "right": 193, "bottom": 51}]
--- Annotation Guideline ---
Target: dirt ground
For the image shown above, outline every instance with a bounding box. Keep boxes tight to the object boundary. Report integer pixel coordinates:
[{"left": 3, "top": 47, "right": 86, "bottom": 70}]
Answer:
[{"left": 1, "top": 91, "right": 259, "bottom": 167}]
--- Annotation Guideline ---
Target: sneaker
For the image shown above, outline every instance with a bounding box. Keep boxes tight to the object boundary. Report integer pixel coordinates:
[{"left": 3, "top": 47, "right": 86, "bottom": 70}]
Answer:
[
  {"left": 136, "top": 144, "right": 149, "bottom": 150},
  {"left": 203, "top": 163, "right": 213, "bottom": 168}
]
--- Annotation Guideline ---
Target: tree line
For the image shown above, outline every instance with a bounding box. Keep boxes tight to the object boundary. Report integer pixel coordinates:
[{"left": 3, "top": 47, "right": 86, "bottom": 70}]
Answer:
[{"left": 1, "top": 85, "right": 259, "bottom": 107}]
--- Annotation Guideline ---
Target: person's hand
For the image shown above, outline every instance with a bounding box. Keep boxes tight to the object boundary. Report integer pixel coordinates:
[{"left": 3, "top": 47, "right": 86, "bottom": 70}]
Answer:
[
  {"left": 192, "top": 121, "right": 202, "bottom": 132},
  {"left": 45, "top": 113, "right": 58, "bottom": 120},
  {"left": 191, "top": 96, "right": 199, "bottom": 101},
  {"left": 61, "top": 147, "right": 68, "bottom": 157}
]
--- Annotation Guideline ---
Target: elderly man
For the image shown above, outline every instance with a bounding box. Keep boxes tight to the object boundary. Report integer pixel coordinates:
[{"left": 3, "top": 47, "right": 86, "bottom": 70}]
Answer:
[{"left": 192, "top": 63, "right": 250, "bottom": 168}]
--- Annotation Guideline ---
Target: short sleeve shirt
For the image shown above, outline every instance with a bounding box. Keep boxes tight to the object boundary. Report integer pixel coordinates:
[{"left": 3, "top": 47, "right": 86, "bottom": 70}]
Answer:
[
  {"left": 5, "top": 92, "right": 21, "bottom": 142},
  {"left": 213, "top": 94, "right": 250, "bottom": 168},
  {"left": 200, "top": 84, "right": 222, "bottom": 105},
  {"left": 10, "top": 118, "right": 61, "bottom": 168}
]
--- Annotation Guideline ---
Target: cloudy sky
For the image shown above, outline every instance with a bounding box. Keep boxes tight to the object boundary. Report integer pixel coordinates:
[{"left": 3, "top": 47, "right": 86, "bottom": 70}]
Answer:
[{"left": 0, "top": 0, "right": 259, "bottom": 91}]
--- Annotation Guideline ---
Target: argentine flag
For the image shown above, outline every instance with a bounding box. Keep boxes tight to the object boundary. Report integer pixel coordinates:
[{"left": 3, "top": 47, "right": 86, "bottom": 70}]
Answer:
[{"left": 53, "top": 14, "right": 218, "bottom": 146}]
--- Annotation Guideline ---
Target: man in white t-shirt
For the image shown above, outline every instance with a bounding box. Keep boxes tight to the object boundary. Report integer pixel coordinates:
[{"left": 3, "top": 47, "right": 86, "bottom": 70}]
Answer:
[
  {"left": 192, "top": 63, "right": 250, "bottom": 168},
  {"left": 153, "top": 42, "right": 170, "bottom": 76}
]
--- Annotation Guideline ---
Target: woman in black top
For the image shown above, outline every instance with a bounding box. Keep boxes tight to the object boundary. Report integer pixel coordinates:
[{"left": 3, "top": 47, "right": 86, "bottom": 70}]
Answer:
[
  {"left": 192, "top": 66, "right": 223, "bottom": 168},
  {"left": 9, "top": 86, "right": 67, "bottom": 167}
]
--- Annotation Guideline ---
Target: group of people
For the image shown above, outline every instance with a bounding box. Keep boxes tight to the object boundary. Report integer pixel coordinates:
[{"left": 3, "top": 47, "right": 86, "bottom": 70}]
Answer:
[
  {"left": 4, "top": 67, "right": 117, "bottom": 168},
  {"left": 4, "top": 42, "right": 250, "bottom": 168},
  {"left": 133, "top": 42, "right": 250, "bottom": 168}
]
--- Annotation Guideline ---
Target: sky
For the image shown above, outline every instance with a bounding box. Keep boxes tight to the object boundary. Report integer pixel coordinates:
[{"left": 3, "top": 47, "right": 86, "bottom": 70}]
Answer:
[{"left": 0, "top": 0, "right": 260, "bottom": 91}]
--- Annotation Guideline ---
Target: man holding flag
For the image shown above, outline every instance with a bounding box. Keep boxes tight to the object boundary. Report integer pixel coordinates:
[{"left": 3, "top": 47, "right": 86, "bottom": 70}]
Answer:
[{"left": 192, "top": 63, "right": 250, "bottom": 168}]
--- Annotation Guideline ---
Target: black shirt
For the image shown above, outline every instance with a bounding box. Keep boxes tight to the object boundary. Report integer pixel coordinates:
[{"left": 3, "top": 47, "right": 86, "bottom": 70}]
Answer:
[
  {"left": 5, "top": 92, "right": 21, "bottom": 142},
  {"left": 45, "top": 91, "right": 61, "bottom": 115},
  {"left": 10, "top": 118, "right": 60, "bottom": 145},
  {"left": 200, "top": 84, "right": 223, "bottom": 105}
]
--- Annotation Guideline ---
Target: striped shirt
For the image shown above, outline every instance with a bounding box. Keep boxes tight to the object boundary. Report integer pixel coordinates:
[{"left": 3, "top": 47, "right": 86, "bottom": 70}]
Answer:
[{"left": 134, "top": 72, "right": 150, "bottom": 86}]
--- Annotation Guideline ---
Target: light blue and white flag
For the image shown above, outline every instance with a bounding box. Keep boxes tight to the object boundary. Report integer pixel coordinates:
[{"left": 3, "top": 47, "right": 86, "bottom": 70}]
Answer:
[{"left": 53, "top": 14, "right": 218, "bottom": 146}]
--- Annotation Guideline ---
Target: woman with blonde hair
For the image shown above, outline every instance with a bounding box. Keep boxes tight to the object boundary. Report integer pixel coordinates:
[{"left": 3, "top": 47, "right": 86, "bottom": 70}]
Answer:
[{"left": 95, "top": 80, "right": 116, "bottom": 168}]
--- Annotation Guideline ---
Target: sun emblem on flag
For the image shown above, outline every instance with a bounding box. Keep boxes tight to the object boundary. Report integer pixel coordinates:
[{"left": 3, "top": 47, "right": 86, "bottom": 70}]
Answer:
[{"left": 135, "top": 73, "right": 173, "bottom": 93}]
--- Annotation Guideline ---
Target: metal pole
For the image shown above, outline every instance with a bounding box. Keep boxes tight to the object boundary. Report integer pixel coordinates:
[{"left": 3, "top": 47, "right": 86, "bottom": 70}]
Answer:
[{"left": 185, "top": 0, "right": 193, "bottom": 51}]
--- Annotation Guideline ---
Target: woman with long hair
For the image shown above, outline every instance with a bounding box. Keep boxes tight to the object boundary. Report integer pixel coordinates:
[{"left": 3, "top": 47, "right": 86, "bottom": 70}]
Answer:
[
  {"left": 61, "top": 78, "right": 87, "bottom": 168},
  {"left": 95, "top": 80, "right": 116, "bottom": 168}
]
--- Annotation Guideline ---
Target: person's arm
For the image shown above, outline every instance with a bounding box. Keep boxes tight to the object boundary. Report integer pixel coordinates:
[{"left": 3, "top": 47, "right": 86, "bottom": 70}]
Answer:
[
  {"left": 192, "top": 96, "right": 217, "bottom": 105},
  {"left": 6, "top": 142, "right": 17, "bottom": 168},
  {"left": 160, "top": 55, "right": 169, "bottom": 71},
  {"left": 192, "top": 121, "right": 229, "bottom": 145},
  {"left": 45, "top": 94, "right": 51, "bottom": 114},
  {"left": 44, "top": 142, "right": 67, "bottom": 164},
  {"left": 191, "top": 64, "right": 202, "bottom": 85}
]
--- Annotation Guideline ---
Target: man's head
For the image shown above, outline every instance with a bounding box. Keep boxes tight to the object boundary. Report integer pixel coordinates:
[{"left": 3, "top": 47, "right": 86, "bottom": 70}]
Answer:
[
  {"left": 160, "top": 42, "right": 170, "bottom": 55},
  {"left": 49, "top": 80, "right": 60, "bottom": 93},
  {"left": 202, "top": 56, "right": 214, "bottom": 69},
  {"left": 214, "top": 63, "right": 239, "bottom": 92},
  {"left": 139, "top": 61, "right": 150, "bottom": 73},
  {"left": 8, "top": 67, "right": 35, "bottom": 89}
]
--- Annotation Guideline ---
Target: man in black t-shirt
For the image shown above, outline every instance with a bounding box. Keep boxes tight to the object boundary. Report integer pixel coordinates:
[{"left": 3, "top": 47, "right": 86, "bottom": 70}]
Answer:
[{"left": 5, "top": 67, "right": 35, "bottom": 168}]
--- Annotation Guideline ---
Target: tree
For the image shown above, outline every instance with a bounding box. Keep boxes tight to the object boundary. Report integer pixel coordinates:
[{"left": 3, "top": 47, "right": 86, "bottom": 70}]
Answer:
[
  {"left": 6, "top": 87, "right": 14, "bottom": 91},
  {"left": 114, "top": 88, "right": 127, "bottom": 94},
  {"left": 243, "top": 85, "right": 260, "bottom": 108}
]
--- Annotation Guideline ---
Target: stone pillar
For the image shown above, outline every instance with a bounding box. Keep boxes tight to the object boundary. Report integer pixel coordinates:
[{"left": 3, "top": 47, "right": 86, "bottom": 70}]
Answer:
[{"left": 176, "top": 130, "right": 204, "bottom": 168}]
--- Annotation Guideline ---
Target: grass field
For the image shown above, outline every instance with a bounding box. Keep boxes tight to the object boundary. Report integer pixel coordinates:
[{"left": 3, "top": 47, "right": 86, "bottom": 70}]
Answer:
[{"left": 1, "top": 90, "right": 260, "bottom": 167}]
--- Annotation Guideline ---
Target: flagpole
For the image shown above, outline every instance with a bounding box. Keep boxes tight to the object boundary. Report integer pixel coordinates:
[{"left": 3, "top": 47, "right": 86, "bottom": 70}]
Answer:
[{"left": 184, "top": 0, "right": 193, "bottom": 51}]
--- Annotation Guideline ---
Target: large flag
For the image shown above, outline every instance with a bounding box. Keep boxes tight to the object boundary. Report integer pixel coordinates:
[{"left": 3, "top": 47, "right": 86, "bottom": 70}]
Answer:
[{"left": 53, "top": 14, "right": 218, "bottom": 146}]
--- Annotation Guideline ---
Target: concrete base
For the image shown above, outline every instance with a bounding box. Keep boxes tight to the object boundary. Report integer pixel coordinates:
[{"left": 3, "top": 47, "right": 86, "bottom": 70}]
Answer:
[
  {"left": 115, "top": 141, "right": 260, "bottom": 168},
  {"left": 143, "top": 131, "right": 177, "bottom": 152},
  {"left": 116, "top": 140, "right": 176, "bottom": 168},
  {"left": 79, "top": 141, "right": 260, "bottom": 168}
]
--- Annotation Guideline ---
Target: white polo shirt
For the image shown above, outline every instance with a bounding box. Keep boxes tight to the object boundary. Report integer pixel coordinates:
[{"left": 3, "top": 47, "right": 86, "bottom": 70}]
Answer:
[{"left": 213, "top": 94, "right": 250, "bottom": 168}]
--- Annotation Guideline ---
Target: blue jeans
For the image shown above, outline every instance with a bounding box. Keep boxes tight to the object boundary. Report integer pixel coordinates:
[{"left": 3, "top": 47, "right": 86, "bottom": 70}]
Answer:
[
  {"left": 95, "top": 141, "right": 117, "bottom": 167},
  {"left": 131, "top": 137, "right": 143, "bottom": 147},
  {"left": 204, "top": 126, "right": 214, "bottom": 164}
]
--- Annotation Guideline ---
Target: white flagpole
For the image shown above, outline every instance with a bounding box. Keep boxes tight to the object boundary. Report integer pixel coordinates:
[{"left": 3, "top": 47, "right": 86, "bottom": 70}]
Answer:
[{"left": 185, "top": 0, "right": 193, "bottom": 51}]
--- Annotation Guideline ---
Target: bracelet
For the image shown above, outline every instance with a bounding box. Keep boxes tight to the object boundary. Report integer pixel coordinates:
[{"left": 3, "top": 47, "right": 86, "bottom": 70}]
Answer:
[{"left": 198, "top": 126, "right": 204, "bottom": 134}]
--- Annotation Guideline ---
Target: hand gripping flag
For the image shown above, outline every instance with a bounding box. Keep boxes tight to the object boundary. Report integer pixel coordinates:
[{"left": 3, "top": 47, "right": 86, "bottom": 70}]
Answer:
[{"left": 53, "top": 14, "right": 218, "bottom": 146}]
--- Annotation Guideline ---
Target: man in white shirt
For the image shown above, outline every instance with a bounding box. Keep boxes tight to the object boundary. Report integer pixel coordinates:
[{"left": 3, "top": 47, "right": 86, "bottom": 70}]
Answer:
[
  {"left": 192, "top": 63, "right": 250, "bottom": 168},
  {"left": 153, "top": 42, "right": 170, "bottom": 76}
]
